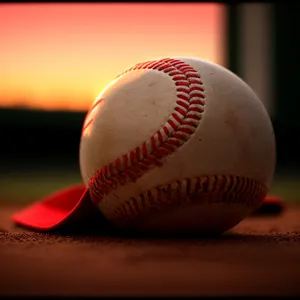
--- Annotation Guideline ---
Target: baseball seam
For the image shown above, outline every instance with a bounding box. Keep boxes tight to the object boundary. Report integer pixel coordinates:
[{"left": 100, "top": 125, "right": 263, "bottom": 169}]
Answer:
[
  {"left": 107, "top": 175, "right": 268, "bottom": 227},
  {"left": 82, "top": 98, "right": 104, "bottom": 134},
  {"left": 89, "top": 58, "right": 206, "bottom": 204}
]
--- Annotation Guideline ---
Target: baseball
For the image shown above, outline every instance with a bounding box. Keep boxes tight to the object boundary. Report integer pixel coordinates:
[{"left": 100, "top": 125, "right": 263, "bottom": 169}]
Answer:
[{"left": 79, "top": 57, "right": 276, "bottom": 235}]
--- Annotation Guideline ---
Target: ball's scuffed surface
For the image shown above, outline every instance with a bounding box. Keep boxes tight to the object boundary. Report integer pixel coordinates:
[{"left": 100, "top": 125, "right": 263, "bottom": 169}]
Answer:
[{"left": 79, "top": 57, "right": 276, "bottom": 235}]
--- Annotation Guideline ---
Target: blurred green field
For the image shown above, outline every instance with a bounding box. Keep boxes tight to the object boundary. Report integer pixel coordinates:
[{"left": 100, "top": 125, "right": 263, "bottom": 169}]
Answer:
[
  {"left": 0, "top": 170, "right": 299, "bottom": 205},
  {"left": 0, "top": 170, "right": 82, "bottom": 204}
]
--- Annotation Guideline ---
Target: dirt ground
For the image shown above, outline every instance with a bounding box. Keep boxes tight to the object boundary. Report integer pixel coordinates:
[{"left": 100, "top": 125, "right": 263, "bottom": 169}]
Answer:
[{"left": 0, "top": 204, "right": 300, "bottom": 297}]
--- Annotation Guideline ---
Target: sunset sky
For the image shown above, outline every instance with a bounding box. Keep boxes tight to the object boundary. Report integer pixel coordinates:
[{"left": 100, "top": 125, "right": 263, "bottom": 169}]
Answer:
[{"left": 0, "top": 3, "right": 226, "bottom": 111}]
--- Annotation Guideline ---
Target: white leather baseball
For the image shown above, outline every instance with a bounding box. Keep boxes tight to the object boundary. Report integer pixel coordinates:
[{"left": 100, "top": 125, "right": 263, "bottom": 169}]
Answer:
[{"left": 79, "top": 57, "right": 276, "bottom": 235}]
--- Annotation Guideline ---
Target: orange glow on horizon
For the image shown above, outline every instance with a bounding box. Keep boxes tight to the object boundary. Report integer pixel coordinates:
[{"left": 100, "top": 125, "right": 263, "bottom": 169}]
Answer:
[{"left": 0, "top": 3, "right": 227, "bottom": 111}]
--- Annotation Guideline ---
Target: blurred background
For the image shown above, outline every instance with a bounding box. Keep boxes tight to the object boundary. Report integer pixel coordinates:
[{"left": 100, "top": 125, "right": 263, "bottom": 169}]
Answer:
[{"left": 0, "top": 3, "right": 299, "bottom": 204}]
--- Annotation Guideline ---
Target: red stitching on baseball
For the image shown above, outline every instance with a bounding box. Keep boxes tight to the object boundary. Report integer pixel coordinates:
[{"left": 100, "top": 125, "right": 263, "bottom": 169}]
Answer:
[
  {"left": 89, "top": 58, "right": 205, "bottom": 204},
  {"left": 82, "top": 118, "right": 93, "bottom": 133},
  {"left": 82, "top": 98, "right": 104, "bottom": 134},
  {"left": 107, "top": 175, "right": 268, "bottom": 227}
]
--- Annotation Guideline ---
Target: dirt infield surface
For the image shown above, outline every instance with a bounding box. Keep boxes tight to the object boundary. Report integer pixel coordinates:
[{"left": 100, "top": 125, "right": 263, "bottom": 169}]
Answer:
[{"left": 0, "top": 204, "right": 300, "bottom": 297}]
